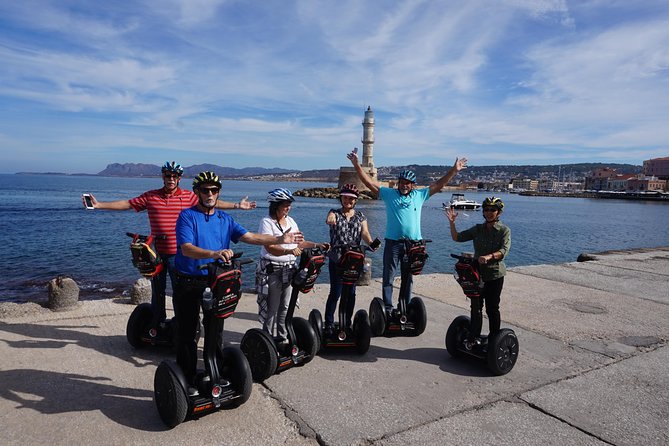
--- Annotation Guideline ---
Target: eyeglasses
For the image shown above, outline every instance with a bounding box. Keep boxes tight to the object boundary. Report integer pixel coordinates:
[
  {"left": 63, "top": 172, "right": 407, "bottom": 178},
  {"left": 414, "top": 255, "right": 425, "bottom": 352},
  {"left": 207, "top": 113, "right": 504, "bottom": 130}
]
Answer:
[
  {"left": 163, "top": 174, "right": 179, "bottom": 179},
  {"left": 483, "top": 207, "right": 498, "bottom": 212},
  {"left": 199, "top": 187, "right": 220, "bottom": 195}
]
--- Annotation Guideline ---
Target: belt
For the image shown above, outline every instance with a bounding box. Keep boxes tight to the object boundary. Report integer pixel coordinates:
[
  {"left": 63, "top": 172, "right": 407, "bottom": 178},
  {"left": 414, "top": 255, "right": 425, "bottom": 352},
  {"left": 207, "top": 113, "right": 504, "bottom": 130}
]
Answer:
[{"left": 176, "top": 272, "right": 209, "bottom": 284}]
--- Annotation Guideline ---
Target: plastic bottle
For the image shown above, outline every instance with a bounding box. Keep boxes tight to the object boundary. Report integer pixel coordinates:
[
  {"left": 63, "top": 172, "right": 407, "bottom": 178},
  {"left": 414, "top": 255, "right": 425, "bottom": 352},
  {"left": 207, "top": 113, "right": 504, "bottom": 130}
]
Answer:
[{"left": 202, "top": 287, "right": 213, "bottom": 311}]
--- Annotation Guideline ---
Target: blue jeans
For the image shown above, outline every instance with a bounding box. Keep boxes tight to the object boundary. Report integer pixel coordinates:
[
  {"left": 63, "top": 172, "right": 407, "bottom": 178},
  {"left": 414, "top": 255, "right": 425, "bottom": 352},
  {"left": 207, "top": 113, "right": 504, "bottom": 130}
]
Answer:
[
  {"left": 151, "top": 254, "right": 176, "bottom": 323},
  {"left": 325, "top": 259, "right": 356, "bottom": 327},
  {"left": 382, "top": 239, "right": 412, "bottom": 311}
]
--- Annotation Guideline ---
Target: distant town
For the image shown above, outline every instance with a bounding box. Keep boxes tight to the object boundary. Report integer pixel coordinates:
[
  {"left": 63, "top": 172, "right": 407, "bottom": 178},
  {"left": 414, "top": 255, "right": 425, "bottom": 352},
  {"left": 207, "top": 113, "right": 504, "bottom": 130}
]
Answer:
[{"left": 19, "top": 156, "right": 668, "bottom": 198}]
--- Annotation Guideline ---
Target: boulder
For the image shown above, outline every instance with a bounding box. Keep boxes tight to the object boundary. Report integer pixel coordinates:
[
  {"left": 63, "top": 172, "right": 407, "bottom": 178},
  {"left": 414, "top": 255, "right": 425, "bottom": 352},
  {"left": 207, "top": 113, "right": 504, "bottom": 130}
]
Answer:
[
  {"left": 47, "top": 276, "right": 80, "bottom": 311},
  {"left": 131, "top": 278, "right": 152, "bottom": 305}
]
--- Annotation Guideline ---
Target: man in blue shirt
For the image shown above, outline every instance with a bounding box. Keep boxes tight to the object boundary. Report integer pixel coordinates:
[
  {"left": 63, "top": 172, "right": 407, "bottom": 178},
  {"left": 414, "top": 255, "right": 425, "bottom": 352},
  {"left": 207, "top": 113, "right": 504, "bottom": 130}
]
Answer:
[
  {"left": 348, "top": 150, "right": 467, "bottom": 314},
  {"left": 174, "top": 171, "right": 303, "bottom": 392}
]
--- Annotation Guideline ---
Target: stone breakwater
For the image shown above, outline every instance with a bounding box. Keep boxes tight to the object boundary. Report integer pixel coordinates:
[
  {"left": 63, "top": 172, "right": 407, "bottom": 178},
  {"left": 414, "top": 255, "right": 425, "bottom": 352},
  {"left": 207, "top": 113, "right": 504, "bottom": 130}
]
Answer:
[{"left": 293, "top": 187, "right": 376, "bottom": 199}]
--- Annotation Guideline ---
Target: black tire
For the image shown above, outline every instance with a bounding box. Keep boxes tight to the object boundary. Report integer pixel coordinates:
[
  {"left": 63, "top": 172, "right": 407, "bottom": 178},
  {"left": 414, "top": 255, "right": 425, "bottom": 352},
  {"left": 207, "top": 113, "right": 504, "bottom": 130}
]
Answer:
[
  {"left": 240, "top": 329, "right": 277, "bottom": 382},
  {"left": 292, "top": 317, "right": 318, "bottom": 363},
  {"left": 308, "top": 309, "right": 323, "bottom": 349},
  {"left": 353, "top": 309, "right": 372, "bottom": 354},
  {"left": 408, "top": 297, "right": 427, "bottom": 336},
  {"left": 154, "top": 361, "right": 188, "bottom": 428},
  {"left": 369, "top": 298, "right": 386, "bottom": 337},
  {"left": 217, "top": 346, "right": 252, "bottom": 408},
  {"left": 487, "top": 329, "right": 519, "bottom": 376},
  {"left": 445, "top": 315, "right": 471, "bottom": 358},
  {"left": 126, "top": 303, "right": 153, "bottom": 348}
]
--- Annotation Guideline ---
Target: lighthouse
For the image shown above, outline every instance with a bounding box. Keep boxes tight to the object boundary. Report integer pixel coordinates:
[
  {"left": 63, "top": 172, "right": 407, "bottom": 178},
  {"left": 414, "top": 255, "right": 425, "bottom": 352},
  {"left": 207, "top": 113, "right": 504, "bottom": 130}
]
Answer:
[{"left": 338, "top": 106, "right": 379, "bottom": 192}]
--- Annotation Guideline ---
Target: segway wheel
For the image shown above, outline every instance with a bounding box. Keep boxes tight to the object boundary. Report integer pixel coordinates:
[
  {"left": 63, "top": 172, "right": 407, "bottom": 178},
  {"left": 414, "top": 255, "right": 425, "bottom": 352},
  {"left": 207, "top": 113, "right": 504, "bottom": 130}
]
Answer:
[
  {"left": 240, "top": 329, "right": 277, "bottom": 382},
  {"left": 487, "top": 329, "right": 519, "bottom": 376},
  {"left": 353, "top": 309, "right": 372, "bottom": 354},
  {"left": 154, "top": 361, "right": 188, "bottom": 428},
  {"left": 408, "top": 297, "right": 427, "bottom": 336},
  {"left": 293, "top": 317, "right": 318, "bottom": 363},
  {"left": 217, "top": 346, "right": 252, "bottom": 408},
  {"left": 308, "top": 309, "right": 323, "bottom": 349},
  {"left": 445, "top": 315, "right": 471, "bottom": 358},
  {"left": 369, "top": 297, "right": 386, "bottom": 336},
  {"left": 126, "top": 303, "right": 153, "bottom": 348}
]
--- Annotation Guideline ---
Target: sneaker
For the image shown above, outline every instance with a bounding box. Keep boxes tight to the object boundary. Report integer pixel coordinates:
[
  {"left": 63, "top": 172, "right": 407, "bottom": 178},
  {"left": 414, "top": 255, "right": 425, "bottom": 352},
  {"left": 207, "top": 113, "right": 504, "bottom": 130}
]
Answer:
[{"left": 187, "top": 386, "right": 199, "bottom": 397}]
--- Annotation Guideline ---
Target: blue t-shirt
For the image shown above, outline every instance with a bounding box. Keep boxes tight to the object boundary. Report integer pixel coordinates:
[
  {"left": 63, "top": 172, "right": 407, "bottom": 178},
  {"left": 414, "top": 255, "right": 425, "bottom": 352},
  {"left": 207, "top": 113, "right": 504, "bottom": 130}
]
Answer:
[
  {"left": 175, "top": 207, "right": 248, "bottom": 276},
  {"left": 379, "top": 186, "right": 430, "bottom": 240}
]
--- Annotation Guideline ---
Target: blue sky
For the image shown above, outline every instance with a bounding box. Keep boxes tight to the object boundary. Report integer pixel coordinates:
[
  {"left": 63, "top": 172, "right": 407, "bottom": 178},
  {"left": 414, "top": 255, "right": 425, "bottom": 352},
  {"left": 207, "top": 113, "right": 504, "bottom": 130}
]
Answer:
[{"left": 1, "top": 1, "right": 668, "bottom": 174}]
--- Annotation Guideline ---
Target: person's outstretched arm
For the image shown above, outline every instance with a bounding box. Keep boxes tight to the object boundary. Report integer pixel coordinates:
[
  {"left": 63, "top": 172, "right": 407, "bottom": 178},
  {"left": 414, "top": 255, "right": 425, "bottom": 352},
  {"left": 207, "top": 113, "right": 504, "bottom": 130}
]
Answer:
[{"left": 428, "top": 157, "right": 468, "bottom": 197}]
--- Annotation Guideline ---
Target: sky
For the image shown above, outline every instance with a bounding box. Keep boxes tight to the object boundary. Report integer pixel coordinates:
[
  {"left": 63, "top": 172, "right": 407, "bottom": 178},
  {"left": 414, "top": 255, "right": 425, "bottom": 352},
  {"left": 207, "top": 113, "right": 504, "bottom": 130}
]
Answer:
[{"left": 1, "top": 0, "right": 668, "bottom": 174}]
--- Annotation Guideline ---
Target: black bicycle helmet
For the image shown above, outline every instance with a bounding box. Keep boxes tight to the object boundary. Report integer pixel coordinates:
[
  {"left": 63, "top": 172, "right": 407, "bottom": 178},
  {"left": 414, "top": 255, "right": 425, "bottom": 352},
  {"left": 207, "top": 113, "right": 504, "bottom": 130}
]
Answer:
[
  {"left": 192, "top": 171, "right": 222, "bottom": 190},
  {"left": 482, "top": 196, "right": 504, "bottom": 211}
]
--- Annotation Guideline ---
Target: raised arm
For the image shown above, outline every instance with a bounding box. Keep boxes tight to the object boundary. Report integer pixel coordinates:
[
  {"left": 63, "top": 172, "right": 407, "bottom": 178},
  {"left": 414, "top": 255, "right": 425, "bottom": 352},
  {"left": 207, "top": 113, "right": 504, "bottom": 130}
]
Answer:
[
  {"left": 347, "top": 149, "right": 379, "bottom": 197},
  {"left": 428, "top": 157, "right": 468, "bottom": 197},
  {"left": 445, "top": 207, "right": 460, "bottom": 241}
]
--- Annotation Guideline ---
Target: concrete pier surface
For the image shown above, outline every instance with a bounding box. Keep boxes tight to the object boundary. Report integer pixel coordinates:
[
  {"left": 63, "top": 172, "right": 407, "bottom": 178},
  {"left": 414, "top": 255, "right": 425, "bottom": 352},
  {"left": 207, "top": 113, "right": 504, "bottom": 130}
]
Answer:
[{"left": 1, "top": 247, "right": 667, "bottom": 445}]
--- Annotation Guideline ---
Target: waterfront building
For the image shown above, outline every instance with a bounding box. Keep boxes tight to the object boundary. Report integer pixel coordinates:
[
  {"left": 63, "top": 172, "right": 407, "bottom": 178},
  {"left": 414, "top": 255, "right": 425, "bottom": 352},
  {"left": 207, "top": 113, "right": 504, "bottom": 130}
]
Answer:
[
  {"left": 627, "top": 175, "right": 667, "bottom": 192},
  {"left": 511, "top": 178, "right": 539, "bottom": 191},
  {"left": 585, "top": 167, "right": 618, "bottom": 191},
  {"left": 643, "top": 157, "right": 669, "bottom": 179}
]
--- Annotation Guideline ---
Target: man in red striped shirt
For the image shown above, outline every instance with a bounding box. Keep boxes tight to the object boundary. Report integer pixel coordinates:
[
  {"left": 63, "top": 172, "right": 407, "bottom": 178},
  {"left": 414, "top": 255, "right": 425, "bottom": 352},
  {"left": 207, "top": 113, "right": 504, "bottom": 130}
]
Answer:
[{"left": 84, "top": 161, "right": 256, "bottom": 325}]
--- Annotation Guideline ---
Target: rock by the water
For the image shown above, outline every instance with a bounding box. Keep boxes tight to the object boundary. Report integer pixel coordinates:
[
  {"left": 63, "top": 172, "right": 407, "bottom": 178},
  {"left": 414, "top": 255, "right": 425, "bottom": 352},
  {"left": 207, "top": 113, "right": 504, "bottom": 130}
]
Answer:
[
  {"left": 294, "top": 187, "right": 375, "bottom": 200},
  {"left": 48, "top": 276, "right": 80, "bottom": 311},
  {"left": 131, "top": 278, "right": 152, "bottom": 305}
]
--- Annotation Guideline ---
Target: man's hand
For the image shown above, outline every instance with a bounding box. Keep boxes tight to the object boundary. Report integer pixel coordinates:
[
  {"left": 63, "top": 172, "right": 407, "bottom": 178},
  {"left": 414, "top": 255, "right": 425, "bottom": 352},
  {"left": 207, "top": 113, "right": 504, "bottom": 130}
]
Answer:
[
  {"left": 239, "top": 196, "right": 257, "bottom": 210},
  {"left": 213, "top": 249, "right": 234, "bottom": 262},
  {"left": 454, "top": 157, "right": 468, "bottom": 172},
  {"left": 347, "top": 148, "right": 360, "bottom": 166},
  {"left": 280, "top": 227, "right": 304, "bottom": 245}
]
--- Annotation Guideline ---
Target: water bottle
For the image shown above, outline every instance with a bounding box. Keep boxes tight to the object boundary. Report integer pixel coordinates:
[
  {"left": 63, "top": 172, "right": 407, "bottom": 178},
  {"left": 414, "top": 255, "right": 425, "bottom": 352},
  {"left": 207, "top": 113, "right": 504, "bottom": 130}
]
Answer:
[
  {"left": 202, "top": 287, "right": 213, "bottom": 311},
  {"left": 294, "top": 267, "right": 308, "bottom": 287}
]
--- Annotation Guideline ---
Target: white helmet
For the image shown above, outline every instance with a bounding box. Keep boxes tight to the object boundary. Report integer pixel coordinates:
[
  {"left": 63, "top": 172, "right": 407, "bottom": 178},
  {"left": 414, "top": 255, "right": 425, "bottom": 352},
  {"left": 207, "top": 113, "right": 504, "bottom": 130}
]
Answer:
[{"left": 267, "top": 188, "right": 294, "bottom": 203}]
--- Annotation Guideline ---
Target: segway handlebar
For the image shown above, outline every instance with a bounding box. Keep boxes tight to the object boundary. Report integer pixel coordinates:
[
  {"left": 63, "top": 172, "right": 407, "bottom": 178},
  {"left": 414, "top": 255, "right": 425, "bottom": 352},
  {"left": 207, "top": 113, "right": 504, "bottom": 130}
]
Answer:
[
  {"left": 198, "top": 252, "right": 254, "bottom": 269},
  {"left": 450, "top": 253, "right": 476, "bottom": 263},
  {"left": 126, "top": 232, "right": 167, "bottom": 240}
]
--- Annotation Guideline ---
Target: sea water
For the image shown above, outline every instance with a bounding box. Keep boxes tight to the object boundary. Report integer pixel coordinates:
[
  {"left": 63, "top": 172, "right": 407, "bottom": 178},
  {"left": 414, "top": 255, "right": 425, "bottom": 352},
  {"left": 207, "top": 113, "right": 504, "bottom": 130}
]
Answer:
[{"left": 1, "top": 174, "right": 668, "bottom": 302}]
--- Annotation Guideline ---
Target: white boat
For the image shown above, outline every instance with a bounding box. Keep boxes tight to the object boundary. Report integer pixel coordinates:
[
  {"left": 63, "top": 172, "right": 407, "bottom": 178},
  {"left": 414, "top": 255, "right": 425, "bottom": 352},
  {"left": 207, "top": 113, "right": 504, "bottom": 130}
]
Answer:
[{"left": 444, "top": 193, "right": 481, "bottom": 210}]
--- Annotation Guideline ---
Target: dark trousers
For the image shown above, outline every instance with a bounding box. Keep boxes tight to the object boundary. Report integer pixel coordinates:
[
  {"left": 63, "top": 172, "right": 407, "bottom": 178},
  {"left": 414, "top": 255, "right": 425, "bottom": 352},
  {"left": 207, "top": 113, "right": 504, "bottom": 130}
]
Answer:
[
  {"left": 151, "top": 254, "right": 176, "bottom": 323},
  {"left": 173, "top": 276, "right": 207, "bottom": 384},
  {"left": 325, "top": 259, "right": 356, "bottom": 327},
  {"left": 470, "top": 276, "right": 504, "bottom": 338}
]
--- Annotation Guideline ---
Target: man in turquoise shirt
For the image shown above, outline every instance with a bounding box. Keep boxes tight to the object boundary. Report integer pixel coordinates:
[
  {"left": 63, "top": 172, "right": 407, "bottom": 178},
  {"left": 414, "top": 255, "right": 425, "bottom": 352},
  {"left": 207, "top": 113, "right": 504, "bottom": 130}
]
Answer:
[{"left": 348, "top": 150, "right": 467, "bottom": 313}]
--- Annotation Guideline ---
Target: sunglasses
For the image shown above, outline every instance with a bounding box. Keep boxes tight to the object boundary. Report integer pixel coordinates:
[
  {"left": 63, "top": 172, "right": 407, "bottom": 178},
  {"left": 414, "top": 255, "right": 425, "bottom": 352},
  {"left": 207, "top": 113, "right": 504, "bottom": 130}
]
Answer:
[
  {"left": 483, "top": 207, "right": 498, "bottom": 212},
  {"left": 199, "top": 187, "right": 220, "bottom": 195},
  {"left": 163, "top": 174, "right": 180, "bottom": 179}
]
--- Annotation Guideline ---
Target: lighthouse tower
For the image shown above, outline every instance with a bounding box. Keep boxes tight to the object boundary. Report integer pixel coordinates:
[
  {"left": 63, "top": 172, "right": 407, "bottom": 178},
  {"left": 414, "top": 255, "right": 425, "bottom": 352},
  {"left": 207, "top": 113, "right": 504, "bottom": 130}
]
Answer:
[{"left": 338, "top": 106, "right": 379, "bottom": 192}]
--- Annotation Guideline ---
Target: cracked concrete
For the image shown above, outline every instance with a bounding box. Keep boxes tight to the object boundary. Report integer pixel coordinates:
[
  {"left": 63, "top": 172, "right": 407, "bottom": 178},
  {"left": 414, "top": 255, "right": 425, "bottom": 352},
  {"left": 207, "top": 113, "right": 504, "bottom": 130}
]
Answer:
[{"left": 1, "top": 247, "right": 667, "bottom": 445}]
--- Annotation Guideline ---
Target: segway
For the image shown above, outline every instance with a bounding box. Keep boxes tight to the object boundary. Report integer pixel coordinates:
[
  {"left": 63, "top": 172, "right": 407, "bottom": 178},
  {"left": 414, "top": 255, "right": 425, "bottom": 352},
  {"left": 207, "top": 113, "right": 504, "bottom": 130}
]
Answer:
[
  {"left": 124, "top": 232, "right": 175, "bottom": 348},
  {"left": 153, "top": 254, "right": 253, "bottom": 428},
  {"left": 445, "top": 253, "right": 519, "bottom": 375},
  {"left": 368, "top": 239, "right": 429, "bottom": 337},
  {"left": 241, "top": 247, "right": 326, "bottom": 382},
  {"left": 308, "top": 239, "right": 380, "bottom": 354}
]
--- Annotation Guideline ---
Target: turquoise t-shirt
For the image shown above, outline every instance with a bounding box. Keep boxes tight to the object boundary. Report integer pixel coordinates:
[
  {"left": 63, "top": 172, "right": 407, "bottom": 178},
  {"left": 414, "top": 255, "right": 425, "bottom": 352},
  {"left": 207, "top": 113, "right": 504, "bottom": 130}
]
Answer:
[{"left": 379, "top": 186, "right": 430, "bottom": 240}]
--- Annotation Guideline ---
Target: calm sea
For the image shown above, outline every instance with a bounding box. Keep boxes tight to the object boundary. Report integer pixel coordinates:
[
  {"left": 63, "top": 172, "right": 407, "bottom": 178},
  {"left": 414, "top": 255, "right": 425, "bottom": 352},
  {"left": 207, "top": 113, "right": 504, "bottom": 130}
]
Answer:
[{"left": 1, "top": 174, "right": 668, "bottom": 303}]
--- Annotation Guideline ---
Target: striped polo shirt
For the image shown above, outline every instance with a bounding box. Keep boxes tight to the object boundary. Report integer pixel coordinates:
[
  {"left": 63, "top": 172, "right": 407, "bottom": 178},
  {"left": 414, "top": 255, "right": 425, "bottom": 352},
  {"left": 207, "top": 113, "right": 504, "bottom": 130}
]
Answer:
[{"left": 128, "top": 187, "right": 198, "bottom": 255}]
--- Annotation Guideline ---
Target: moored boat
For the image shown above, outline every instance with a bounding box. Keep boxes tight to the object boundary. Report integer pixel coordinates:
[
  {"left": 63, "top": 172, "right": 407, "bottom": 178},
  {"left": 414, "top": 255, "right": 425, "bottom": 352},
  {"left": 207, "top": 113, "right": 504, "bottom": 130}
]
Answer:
[{"left": 443, "top": 193, "right": 481, "bottom": 210}]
